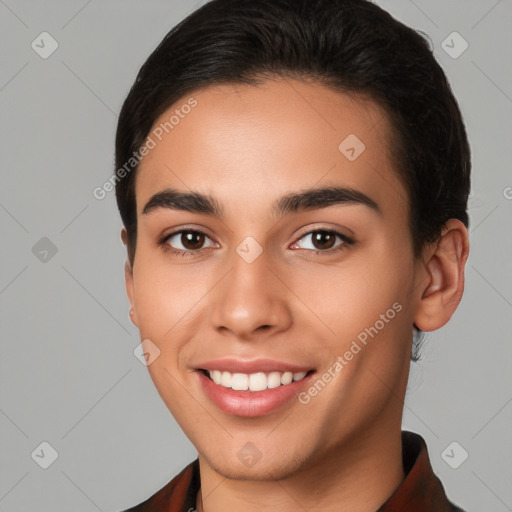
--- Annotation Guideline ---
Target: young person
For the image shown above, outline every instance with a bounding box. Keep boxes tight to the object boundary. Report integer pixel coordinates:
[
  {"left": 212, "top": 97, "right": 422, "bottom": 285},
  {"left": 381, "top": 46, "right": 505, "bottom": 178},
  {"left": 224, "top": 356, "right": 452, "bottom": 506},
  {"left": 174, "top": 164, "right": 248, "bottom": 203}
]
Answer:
[{"left": 115, "top": 0, "right": 470, "bottom": 510}]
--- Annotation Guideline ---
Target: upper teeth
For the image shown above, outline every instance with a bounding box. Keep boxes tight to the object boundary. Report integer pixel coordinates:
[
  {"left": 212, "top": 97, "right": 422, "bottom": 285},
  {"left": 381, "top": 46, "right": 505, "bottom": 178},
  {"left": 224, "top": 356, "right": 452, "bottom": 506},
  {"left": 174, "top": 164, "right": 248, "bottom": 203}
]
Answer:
[{"left": 207, "top": 370, "right": 308, "bottom": 391}]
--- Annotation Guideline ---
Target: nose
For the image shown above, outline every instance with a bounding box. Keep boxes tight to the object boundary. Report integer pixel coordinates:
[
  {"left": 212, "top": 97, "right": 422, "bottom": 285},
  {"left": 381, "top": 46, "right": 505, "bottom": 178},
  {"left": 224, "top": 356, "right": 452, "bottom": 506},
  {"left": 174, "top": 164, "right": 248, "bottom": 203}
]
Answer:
[{"left": 208, "top": 246, "right": 293, "bottom": 341}]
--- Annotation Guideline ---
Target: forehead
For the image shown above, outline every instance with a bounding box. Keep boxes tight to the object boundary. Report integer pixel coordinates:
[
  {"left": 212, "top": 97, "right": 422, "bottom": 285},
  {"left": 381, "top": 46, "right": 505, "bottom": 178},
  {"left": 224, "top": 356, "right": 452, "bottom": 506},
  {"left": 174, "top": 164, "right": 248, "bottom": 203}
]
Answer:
[{"left": 135, "top": 78, "right": 407, "bottom": 220}]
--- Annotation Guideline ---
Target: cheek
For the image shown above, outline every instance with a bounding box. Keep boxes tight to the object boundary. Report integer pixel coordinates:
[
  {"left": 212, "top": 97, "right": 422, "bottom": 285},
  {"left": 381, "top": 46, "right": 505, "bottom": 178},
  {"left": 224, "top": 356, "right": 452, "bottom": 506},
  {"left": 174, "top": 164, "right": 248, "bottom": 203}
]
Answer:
[
  {"left": 132, "top": 251, "right": 204, "bottom": 334},
  {"left": 291, "top": 259, "right": 412, "bottom": 430},
  {"left": 298, "top": 242, "right": 415, "bottom": 397},
  {"left": 300, "top": 256, "right": 411, "bottom": 340}
]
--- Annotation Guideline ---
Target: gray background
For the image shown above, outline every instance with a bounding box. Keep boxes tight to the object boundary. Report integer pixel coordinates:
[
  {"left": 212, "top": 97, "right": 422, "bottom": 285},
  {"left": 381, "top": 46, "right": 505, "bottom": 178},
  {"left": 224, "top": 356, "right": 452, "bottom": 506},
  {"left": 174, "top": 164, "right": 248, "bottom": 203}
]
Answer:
[{"left": 0, "top": 0, "right": 511, "bottom": 511}]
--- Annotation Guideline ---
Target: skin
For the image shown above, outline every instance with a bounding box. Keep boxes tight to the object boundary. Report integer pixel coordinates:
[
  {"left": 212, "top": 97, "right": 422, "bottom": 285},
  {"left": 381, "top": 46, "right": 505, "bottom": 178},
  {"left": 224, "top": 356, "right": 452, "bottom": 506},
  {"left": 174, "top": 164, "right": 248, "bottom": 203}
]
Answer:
[{"left": 121, "top": 77, "right": 469, "bottom": 512}]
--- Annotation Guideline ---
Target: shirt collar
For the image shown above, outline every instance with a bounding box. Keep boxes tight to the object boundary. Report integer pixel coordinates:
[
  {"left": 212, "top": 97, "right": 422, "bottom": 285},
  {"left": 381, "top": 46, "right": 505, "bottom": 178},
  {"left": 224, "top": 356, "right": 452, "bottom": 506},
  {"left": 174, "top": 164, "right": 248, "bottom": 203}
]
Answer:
[{"left": 377, "top": 431, "right": 465, "bottom": 511}]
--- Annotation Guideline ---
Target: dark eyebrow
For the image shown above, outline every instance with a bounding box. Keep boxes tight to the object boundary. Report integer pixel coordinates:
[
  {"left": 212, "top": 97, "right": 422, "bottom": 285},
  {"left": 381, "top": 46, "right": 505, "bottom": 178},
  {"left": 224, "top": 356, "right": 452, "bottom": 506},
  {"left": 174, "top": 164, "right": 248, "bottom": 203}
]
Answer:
[
  {"left": 143, "top": 188, "right": 224, "bottom": 217},
  {"left": 142, "top": 186, "right": 380, "bottom": 218},
  {"left": 273, "top": 186, "right": 380, "bottom": 218}
]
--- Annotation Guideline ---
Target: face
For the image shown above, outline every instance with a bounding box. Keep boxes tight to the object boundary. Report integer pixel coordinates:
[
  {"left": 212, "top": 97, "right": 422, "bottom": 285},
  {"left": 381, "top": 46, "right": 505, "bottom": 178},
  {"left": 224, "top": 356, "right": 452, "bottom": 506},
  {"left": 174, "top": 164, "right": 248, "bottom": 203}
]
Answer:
[{"left": 126, "top": 78, "right": 418, "bottom": 480}]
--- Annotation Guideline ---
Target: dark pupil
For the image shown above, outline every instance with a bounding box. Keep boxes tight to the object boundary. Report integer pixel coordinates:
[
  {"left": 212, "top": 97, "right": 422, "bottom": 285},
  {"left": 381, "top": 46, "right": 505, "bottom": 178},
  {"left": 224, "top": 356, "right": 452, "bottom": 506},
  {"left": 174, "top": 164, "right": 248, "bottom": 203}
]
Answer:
[
  {"left": 182, "top": 231, "right": 205, "bottom": 250},
  {"left": 313, "top": 231, "right": 335, "bottom": 250}
]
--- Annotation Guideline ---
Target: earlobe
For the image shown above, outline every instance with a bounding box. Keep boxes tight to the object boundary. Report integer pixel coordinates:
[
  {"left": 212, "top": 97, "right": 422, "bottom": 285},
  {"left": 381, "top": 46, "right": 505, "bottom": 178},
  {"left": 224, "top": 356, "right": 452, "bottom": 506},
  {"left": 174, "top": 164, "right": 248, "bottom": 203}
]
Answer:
[{"left": 413, "top": 219, "right": 469, "bottom": 332}]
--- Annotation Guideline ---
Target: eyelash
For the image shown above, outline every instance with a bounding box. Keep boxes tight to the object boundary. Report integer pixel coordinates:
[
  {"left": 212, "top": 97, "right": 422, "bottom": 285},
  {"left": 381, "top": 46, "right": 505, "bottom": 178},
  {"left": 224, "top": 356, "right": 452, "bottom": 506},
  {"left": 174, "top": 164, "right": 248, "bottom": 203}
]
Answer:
[{"left": 158, "top": 228, "right": 354, "bottom": 258}]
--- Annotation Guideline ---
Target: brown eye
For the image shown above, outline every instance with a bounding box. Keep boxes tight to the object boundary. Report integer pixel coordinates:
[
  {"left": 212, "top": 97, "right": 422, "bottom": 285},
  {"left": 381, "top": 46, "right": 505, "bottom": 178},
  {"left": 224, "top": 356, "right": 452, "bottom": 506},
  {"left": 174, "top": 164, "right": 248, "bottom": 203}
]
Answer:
[
  {"left": 311, "top": 231, "right": 336, "bottom": 250},
  {"left": 292, "top": 229, "right": 353, "bottom": 254},
  {"left": 162, "top": 229, "right": 217, "bottom": 254},
  {"left": 180, "top": 231, "right": 206, "bottom": 250}
]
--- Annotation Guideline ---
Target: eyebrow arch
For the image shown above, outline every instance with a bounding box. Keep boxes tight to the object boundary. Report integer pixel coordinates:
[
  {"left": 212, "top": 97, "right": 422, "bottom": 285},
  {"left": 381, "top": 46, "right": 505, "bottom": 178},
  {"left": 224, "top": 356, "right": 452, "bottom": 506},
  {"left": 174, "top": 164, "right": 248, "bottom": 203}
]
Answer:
[{"left": 142, "top": 186, "right": 380, "bottom": 218}]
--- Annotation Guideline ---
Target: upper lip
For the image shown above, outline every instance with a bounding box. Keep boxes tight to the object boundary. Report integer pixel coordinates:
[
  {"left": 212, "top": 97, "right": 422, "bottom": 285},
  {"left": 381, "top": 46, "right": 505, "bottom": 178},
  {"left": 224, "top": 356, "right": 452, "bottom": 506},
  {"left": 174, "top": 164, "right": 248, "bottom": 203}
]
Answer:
[{"left": 195, "top": 358, "right": 314, "bottom": 374}]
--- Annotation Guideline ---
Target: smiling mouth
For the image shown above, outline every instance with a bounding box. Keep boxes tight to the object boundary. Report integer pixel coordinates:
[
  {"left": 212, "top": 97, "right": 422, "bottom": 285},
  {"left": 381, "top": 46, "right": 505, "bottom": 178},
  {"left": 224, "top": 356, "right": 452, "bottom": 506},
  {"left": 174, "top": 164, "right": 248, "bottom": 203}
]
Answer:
[{"left": 199, "top": 369, "right": 314, "bottom": 392}]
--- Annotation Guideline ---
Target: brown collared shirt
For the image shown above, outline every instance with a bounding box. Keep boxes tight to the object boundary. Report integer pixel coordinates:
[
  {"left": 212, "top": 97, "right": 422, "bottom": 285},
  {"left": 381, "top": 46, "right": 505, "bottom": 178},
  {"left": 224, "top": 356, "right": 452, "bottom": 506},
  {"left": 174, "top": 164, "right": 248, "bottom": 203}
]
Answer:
[{"left": 122, "top": 431, "right": 467, "bottom": 512}]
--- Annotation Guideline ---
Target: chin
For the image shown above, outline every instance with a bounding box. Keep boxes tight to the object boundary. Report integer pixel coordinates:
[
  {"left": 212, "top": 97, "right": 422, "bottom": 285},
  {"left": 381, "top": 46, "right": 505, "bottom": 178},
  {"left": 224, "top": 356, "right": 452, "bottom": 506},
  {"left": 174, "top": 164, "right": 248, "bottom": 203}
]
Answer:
[{"left": 201, "top": 446, "right": 314, "bottom": 482}]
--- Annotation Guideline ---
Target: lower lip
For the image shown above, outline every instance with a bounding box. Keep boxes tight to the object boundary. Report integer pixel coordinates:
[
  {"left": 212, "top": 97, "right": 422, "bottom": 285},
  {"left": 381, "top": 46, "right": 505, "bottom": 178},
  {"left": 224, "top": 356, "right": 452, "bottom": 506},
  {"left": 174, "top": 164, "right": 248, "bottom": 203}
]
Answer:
[{"left": 197, "top": 370, "right": 314, "bottom": 417}]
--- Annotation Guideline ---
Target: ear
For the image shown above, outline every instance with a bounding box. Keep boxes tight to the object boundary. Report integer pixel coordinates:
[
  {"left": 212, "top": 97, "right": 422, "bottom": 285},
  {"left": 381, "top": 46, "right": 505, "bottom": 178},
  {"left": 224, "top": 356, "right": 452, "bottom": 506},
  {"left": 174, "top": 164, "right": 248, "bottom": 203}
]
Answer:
[
  {"left": 413, "top": 219, "right": 469, "bottom": 332},
  {"left": 121, "top": 227, "right": 139, "bottom": 326}
]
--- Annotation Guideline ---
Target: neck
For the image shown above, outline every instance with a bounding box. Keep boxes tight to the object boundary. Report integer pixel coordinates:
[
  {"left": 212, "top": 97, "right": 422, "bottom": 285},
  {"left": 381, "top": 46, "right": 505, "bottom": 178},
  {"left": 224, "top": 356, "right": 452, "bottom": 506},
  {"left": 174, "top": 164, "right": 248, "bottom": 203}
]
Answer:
[{"left": 196, "top": 423, "right": 405, "bottom": 512}]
